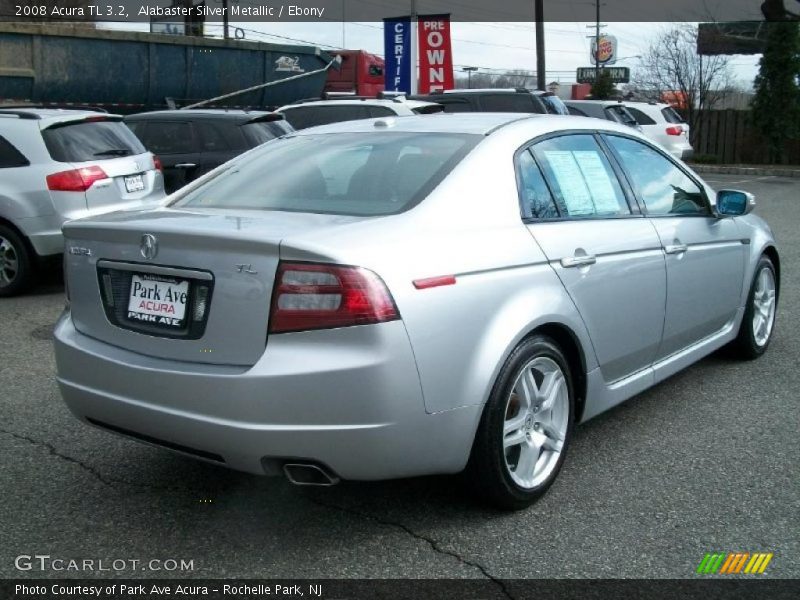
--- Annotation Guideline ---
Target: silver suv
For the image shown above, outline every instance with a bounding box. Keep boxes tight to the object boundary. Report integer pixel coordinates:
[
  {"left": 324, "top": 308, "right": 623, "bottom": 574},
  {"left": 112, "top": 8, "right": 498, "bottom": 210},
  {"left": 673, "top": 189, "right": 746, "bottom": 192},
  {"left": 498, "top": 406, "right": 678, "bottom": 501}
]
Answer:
[{"left": 0, "top": 109, "right": 165, "bottom": 295}]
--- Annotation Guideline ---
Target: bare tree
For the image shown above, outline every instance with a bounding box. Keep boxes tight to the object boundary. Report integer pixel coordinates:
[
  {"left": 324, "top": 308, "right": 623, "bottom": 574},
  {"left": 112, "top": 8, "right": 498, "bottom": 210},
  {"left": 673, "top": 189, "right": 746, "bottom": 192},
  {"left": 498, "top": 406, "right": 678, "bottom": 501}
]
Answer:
[{"left": 632, "top": 25, "right": 733, "bottom": 141}]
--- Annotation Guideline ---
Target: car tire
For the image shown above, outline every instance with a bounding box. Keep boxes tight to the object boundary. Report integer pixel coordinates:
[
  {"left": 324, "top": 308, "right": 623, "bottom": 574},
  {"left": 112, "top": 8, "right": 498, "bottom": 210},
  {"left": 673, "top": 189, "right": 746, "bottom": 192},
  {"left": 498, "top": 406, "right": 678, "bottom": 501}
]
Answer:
[
  {"left": 467, "top": 335, "right": 575, "bottom": 510},
  {"left": 729, "top": 255, "right": 778, "bottom": 360},
  {"left": 0, "top": 224, "right": 34, "bottom": 297}
]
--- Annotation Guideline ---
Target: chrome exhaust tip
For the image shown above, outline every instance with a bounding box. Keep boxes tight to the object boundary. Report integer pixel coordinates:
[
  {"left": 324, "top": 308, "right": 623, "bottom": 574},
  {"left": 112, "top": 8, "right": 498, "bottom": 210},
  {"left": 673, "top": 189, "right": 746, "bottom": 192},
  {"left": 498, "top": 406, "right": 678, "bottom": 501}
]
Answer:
[{"left": 283, "top": 463, "right": 340, "bottom": 487}]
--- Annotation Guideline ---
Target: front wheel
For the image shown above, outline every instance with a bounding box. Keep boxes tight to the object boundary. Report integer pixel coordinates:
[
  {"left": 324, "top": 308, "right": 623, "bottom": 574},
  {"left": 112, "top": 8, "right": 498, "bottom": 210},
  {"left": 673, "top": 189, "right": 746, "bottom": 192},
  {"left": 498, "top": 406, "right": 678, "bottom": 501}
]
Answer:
[
  {"left": 729, "top": 256, "right": 777, "bottom": 360},
  {"left": 467, "top": 335, "right": 574, "bottom": 510}
]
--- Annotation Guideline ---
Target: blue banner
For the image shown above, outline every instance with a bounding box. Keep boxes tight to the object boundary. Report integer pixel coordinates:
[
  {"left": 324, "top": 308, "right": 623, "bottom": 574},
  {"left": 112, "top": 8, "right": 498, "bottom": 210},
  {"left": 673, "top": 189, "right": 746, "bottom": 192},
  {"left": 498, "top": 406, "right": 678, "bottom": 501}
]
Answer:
[{"left": 383, "top": 17, "right": 412, "bottom": 93}]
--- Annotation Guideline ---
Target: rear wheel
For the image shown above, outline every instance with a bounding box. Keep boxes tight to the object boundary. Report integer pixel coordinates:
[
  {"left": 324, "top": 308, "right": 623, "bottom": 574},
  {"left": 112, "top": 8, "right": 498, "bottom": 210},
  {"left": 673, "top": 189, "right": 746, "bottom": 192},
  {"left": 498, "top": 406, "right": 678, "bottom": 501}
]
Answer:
[
  {"left": 729, "top": 255, "right": 777, "bottom": 360},
  {"left": 467, "top": 335, "right": 574, "bottom": 510},
  {"left": 0, "top": 224, "right": 33, "bottom": 297}
]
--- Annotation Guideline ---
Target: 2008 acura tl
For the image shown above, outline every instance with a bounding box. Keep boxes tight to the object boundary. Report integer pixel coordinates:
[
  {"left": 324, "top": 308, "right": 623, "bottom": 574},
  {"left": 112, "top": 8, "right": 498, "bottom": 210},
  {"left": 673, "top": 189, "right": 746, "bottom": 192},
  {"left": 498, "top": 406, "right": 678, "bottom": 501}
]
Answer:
[{"left": 55, "top": 114, "right": 779, "bottom": 509}]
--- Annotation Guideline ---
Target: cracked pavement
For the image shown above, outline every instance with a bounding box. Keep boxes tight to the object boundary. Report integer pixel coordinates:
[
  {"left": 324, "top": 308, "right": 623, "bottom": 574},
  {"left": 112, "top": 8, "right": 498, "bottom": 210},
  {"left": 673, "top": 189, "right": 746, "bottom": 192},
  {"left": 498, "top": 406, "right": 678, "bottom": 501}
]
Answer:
[{"left": 1, "top": 175, "right": 798, "bottom": 581}]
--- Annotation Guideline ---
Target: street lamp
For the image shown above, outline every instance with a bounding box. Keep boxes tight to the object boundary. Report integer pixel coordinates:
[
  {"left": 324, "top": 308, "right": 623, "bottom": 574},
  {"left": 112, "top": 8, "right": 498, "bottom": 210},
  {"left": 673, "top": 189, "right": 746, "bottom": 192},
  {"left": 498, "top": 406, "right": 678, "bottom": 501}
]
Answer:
[{"left": 462, "top": 66, "right": 479, "bottom": 89}]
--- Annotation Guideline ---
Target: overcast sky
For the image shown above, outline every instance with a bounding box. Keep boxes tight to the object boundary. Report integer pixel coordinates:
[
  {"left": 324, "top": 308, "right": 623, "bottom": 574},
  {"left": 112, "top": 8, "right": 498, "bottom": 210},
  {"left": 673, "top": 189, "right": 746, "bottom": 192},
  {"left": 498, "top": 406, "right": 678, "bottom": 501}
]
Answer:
[{"left": 105, "top": 21, "right": 763, "bottom": 89}]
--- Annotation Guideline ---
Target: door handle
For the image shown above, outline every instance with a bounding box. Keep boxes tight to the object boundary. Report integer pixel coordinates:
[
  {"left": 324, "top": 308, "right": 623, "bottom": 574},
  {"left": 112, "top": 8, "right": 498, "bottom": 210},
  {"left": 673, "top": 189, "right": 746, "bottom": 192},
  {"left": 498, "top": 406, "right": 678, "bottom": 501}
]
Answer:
[
  {"left": 175, "top": 163, "right": 197, "bottom": 169},
  {"left": 664, "top": 243, "right": 688, "bottom": 255},
  {"left": 561, "top": 255, "right": 597, "bottom": 268}
]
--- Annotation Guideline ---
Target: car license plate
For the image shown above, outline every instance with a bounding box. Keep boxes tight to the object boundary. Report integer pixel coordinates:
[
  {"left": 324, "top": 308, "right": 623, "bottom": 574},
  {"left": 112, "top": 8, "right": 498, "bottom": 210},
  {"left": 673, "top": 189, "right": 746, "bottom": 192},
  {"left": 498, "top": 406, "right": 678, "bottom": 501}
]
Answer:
[
  {"left": 124, "top": 174, "right": 145, "bottom": 193},
  {"left": 127, "top": 274, "right": 189, "bottom": 328}
]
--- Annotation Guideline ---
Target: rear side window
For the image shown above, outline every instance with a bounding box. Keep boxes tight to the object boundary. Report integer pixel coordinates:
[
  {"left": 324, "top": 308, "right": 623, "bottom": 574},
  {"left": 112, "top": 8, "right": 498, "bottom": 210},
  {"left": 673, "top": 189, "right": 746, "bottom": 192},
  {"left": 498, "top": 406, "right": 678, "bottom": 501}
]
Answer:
[
  {"left": 626, "top": 107, "right": 657, "bottom": 126},
  {"left": 478, "top": 94, "right": 539, "bottom": 113},
  {"left": 516, "top": 149, "right": 559, "bottom": 219},
  {"left": 0, "top": 136, "right": 29, "bottom": 168},
  {"left": 43, "top": 119, "right": 145, "bottom": 162},
  {"left": 367, "top": 106, "right": 396, "bottom": 118},
  {"left": 133, "top": 121, "right": 195, "bottom": 154},
  {"left": 605, "top": 106, "right": 638, "bottom": 127},
  {"left": 539, "top": 94, "right": 569, "bottom": 115},
  {"left": 661, "top": 106, "right": 685, "bottom": 124},
  {"left": 567, "top": 106, "right": 588, "bottom": 117},
  {"left": 531, "top": 134, "right": 630, "bottom": 218},
  {"left": 172, "top": 132, "right": 479, "bottom": 216}
]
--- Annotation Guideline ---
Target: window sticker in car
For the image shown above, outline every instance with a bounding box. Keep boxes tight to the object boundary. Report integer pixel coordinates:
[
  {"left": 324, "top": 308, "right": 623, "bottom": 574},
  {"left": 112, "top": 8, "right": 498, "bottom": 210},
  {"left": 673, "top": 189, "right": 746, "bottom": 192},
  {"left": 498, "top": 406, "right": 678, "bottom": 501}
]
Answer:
[
  {"left": 572, "top": 151, "right": 621, "bottom": 214},
  {"left": 542, "top": 151, "right": 595, "bottom": 215}
]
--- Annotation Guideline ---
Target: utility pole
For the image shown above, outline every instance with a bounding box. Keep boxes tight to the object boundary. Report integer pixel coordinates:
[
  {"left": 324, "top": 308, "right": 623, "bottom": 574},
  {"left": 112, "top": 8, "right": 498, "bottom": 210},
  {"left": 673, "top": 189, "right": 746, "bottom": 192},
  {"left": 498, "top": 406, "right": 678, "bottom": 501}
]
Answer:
[
  {"left": 462, "top": 66, "right": 478, "bottom": 88},
  {"left": 595, "top": 0, "right": 600, "bottom": 85},
  {"left": 222, "top": 0, "right": 229, "bottom": 40},
  {"left": 535, "top": 0, "right": 545, "bottom": 90},
  {"left": 410, "top": 0, "right": 418, "bottom": 94}
]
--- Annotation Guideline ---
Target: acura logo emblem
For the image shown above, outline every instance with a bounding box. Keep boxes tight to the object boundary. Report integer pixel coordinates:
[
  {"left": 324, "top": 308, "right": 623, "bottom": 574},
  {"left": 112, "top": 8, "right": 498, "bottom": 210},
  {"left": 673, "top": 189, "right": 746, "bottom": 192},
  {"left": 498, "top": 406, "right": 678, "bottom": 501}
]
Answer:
[{"left": 140, "top": 234, "right": 158, "bottom": 260}]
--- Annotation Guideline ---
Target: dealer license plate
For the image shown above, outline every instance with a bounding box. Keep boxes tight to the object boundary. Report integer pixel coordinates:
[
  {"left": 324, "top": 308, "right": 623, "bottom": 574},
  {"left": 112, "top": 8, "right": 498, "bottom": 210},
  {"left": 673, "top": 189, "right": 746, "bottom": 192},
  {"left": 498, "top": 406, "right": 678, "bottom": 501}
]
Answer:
[
  {"left": 124, "top": 174, "right": 145, "bottom": 193},
  {"left": 127, "top": 274, "right": 189, "bottom": 329}
]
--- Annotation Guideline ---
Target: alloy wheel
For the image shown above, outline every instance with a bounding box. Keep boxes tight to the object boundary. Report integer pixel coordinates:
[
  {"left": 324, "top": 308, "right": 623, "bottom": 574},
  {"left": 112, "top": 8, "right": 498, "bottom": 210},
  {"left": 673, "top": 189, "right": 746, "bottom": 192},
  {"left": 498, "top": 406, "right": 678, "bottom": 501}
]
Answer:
[
  {"left": 752, "top": 266, "right": 777, "bottom": 347},
  {"left": 0, "top": 236, "right": 19, "bottom": 288},
  {"left": 503, "top": 356, "right": 569, "bottom": 489}
]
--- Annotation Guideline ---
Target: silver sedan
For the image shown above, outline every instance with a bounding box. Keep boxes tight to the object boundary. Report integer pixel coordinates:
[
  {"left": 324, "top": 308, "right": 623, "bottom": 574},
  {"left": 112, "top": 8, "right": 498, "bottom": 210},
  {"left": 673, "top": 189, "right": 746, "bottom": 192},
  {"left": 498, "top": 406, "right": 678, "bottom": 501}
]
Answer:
[{"left": 54, "top": 114, "right": 779, "bottom": 509}]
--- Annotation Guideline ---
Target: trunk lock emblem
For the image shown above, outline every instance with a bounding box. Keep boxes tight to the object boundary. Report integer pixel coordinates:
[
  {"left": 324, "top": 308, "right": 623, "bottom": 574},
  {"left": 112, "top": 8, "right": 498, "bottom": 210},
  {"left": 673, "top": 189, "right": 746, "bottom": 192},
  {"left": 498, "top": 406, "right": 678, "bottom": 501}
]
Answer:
[{"left": 140, "top": 234, "right": 158, "bottom": 260}]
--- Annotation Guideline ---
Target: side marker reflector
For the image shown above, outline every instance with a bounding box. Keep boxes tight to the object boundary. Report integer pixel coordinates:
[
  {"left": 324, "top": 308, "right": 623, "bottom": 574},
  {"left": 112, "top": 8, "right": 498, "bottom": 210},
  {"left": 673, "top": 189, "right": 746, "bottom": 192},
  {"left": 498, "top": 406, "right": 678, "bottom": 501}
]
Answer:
[{"left": 413, "top": 275, "right": 456, "bottom": 290}]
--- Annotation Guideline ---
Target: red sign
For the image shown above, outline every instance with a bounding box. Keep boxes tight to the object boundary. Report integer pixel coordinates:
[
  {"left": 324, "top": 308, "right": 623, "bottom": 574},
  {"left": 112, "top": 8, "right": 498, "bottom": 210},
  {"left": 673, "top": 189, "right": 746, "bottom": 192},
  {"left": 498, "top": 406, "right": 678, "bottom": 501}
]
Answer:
[{"left": 417, "top": 16, "right": 454, "bottom": 94}]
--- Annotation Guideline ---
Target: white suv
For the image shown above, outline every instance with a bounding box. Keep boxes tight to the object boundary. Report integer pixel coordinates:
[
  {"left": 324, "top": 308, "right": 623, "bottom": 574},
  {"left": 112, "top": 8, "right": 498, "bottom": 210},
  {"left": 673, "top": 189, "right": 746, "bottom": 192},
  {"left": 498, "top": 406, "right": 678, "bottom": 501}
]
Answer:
[
  {"left": 0, "top": 108, "right": 165, "bottom": 295},
  {"left": 276, "top": 97, "right": 443, "bottom": 130},
  {"left": 624, "top": 102, "right": 694, "bottom": 160}
]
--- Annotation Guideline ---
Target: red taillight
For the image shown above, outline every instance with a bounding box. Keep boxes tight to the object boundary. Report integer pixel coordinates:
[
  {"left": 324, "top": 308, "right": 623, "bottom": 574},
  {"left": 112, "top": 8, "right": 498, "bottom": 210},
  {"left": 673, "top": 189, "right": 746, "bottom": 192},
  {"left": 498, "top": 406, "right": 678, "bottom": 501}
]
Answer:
[
  {"left": 152, "top": 154, "right": 163, "bottom": 172},
  {"left": 666, "top": 126, "right": 683, "bottom": 136},
  {"left": 46, "top": 166, "right": 108, "bottom": 192},
  {"left": 269, "top": 262, "right": 399, "bottom": 333}
]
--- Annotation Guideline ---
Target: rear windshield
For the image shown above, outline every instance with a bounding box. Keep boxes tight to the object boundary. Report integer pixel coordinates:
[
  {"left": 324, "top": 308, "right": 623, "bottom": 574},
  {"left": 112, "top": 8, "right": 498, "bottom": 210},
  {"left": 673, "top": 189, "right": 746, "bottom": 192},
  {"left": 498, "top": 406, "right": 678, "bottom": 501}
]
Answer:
[
  {"left": 172, "top": 132, "right": 479, "bottom": 216},
  {"left": 43, "top": 119, "right": 145, "bottom": 162},
  {"left": 241, "top": 121, "right": 293, "bottom": 146},
  {"left": 280, "top": 105, "right": 370, "bottom": 130}
]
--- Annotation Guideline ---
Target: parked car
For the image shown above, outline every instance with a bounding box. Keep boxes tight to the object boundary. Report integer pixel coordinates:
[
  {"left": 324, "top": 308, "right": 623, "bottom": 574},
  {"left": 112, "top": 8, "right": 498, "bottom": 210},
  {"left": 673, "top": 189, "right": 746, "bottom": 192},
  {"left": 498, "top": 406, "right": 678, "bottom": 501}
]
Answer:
[
  {"left": 125, "top": 110, "right": 293, "bottom": 194},
  {"left": 409, "top": 88, "right": 551, "bottom": 114},
  {"left": 276, "top": 97, "right": 443, "bottom": 130},
  {"left": 55, "top": 114, "right": 779, "bottom": 509},
  {"left": 0, "top": 108, "right": 164, "bottom": 296},
  {"left": 624, "top": 101, "right": 693, "bottom": 160},
  {"left": 564, "top": 100, "right": 642, "bottom": 130}
]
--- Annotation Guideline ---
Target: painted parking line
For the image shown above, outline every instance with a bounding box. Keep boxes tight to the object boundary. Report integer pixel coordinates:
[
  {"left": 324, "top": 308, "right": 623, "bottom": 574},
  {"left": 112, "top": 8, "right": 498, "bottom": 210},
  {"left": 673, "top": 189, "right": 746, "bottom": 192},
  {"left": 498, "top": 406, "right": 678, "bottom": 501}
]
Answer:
[{"left": 704, "top": 176, "right": 777, "bottom": 186}]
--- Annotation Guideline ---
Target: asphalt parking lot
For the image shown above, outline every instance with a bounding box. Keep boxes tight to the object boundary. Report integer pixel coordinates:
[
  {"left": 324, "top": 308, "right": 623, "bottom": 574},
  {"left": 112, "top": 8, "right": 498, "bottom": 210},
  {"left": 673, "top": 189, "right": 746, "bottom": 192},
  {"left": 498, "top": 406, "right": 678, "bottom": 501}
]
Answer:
[{"left": 1, "top": 174, "right": 797, "bottom": 581}]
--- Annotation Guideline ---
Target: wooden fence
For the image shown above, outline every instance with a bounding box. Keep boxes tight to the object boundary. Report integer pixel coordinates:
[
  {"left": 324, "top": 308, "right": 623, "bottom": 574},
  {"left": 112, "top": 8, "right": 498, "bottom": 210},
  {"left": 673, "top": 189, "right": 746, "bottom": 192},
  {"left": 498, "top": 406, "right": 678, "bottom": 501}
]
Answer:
[{"left": 692, "top": 109, "right": 800, "bottom": 165}]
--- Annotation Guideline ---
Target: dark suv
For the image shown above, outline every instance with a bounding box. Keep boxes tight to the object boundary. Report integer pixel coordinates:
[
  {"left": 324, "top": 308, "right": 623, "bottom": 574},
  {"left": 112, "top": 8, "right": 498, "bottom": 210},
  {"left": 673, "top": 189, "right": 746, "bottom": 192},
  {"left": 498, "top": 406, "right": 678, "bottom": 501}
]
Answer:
[
  {"left": 409, "top": 89, "right": 568, "bottom": 115},
  {"left": 125, "top": 110, "right": 293, "bottom": 194}
]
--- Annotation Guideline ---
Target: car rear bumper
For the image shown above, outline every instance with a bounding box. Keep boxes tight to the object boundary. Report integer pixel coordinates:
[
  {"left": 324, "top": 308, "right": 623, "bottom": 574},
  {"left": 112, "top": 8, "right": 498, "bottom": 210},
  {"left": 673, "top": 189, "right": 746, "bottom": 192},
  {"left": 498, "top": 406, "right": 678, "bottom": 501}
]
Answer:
[{"left": 54, "top": 312, "right": 480, "bottom": 481}]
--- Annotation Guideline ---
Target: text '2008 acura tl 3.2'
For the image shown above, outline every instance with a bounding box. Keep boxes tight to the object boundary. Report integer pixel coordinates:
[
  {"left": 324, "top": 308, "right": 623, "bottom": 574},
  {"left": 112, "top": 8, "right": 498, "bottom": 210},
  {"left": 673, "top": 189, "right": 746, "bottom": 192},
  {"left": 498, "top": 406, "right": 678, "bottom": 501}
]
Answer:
[{"left": 54, "top": 114, "right": 779, "bottom": 509}]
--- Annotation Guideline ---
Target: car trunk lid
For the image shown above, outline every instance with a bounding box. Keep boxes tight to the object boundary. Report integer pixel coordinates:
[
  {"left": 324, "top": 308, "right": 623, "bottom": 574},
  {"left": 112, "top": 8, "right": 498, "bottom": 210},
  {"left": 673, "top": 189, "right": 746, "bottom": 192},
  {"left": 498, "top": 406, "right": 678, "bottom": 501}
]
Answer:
[{"left": 63, "top": 208, "right": 362, "bottom": 366}]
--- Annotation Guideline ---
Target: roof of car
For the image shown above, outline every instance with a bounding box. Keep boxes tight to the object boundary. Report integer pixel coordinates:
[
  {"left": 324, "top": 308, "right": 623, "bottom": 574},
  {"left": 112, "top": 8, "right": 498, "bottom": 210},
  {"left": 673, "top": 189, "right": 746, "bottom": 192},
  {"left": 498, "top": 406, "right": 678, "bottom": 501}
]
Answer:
[
  {"left": 0, "top": 108, "right": 120, "bottom": 124},
  {"left": 277, "top": 99, "right": 422, "bottom": 109},
  {"left": 565, "top": 100, "right": 628, "bottom": 107},
  {"left": 125, "top": 109, "right": 276, "bottom": 120},
  {"left": 289, "top": 112, "right": 610, "bottom": 137}
]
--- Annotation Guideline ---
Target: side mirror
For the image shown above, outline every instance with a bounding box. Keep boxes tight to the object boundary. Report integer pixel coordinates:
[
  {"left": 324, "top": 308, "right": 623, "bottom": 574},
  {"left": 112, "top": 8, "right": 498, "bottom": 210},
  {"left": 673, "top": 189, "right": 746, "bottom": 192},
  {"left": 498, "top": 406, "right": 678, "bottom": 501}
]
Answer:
[{"left": 716, "top": 190, "right": 755, "bottom": 217}]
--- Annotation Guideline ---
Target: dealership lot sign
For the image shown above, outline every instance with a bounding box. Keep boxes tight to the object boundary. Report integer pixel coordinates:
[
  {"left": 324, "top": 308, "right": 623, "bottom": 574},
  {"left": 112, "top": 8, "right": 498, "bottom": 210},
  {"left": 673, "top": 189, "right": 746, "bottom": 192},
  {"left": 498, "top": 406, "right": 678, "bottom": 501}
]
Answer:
[{"left": 418, "top": 16, "right": 455, "bottom": 93}]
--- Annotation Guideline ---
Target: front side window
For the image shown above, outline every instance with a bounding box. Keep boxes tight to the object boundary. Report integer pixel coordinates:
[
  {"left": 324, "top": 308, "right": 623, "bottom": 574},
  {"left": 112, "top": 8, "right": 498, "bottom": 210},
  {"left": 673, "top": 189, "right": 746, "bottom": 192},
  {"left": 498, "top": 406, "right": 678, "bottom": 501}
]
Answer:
[
  {"left": 172, "top": 132, "right": 478, "bottom": 216},
  {"left": 606, "top": 135, "right": 707, "bottom": 216},
  {"left": 531, "top": 134, "right": 630, "bottom": 218}
]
